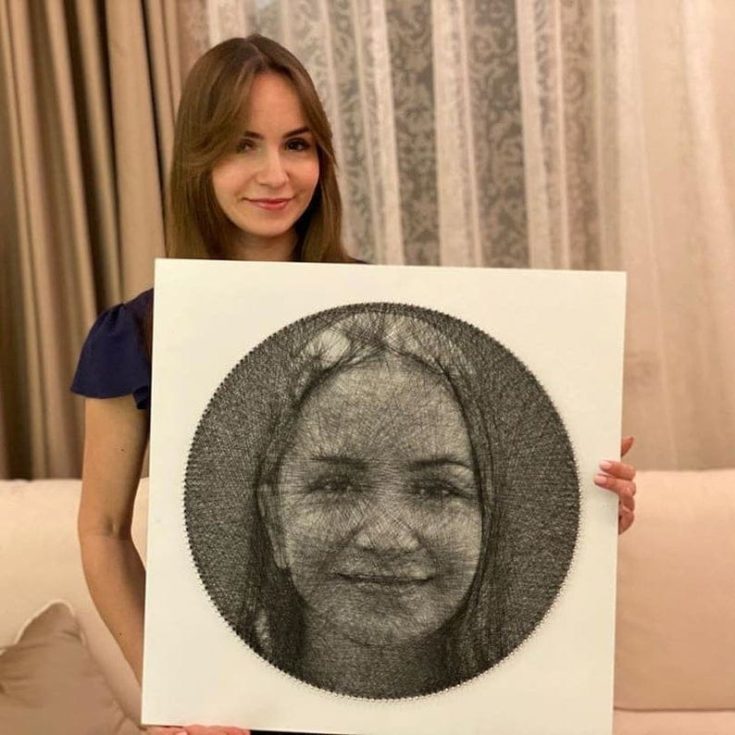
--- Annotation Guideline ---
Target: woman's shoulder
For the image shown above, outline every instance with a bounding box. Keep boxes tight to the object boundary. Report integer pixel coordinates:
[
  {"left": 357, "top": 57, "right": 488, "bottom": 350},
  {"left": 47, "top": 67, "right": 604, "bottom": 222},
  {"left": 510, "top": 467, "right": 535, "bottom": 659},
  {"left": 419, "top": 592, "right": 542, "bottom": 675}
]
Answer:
[
  {"left": 124, "top": 287, "right": 154, "bottom": 319},
  {"left": 70, "top": 288, "right": 154, "bottom": 409},
  {"left": 86, "top": 287, "right": 153, "bottom": 346}
]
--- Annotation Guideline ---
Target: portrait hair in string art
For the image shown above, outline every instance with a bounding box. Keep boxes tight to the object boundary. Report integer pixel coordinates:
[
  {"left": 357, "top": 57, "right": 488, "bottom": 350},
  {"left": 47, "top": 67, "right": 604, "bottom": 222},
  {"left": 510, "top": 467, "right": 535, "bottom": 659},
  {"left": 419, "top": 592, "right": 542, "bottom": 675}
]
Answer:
[{"left": 184, "top": 302, "right": 579, "bottom": 699}]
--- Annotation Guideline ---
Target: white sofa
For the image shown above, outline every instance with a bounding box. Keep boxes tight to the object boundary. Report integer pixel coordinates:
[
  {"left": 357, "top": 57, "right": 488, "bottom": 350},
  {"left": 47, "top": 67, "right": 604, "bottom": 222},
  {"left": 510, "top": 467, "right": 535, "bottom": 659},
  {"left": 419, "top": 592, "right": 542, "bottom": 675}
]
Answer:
[{"left": 1, "top": 472, "right": 734, "bottom": 734}]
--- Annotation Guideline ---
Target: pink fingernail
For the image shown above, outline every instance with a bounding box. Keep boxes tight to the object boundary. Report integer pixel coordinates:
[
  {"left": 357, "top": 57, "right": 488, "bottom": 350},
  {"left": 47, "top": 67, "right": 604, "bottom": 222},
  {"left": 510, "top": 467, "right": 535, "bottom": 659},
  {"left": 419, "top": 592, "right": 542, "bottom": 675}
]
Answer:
[
  {"left": 600, "top": 460, "right": 613, "bottom": 470},
  {"left": 594, "top": 473, "right": 608, "bottom": 485}
]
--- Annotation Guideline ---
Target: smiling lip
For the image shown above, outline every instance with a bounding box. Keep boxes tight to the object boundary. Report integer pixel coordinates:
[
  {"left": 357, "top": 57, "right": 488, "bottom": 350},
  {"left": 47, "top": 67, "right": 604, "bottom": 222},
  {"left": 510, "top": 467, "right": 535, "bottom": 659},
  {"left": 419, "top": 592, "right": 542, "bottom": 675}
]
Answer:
[
  {"left": 337, "top": 573, "right": 431, "bottom": 586},
  {"left": 245, "top": 198, "right": 292, "bottom": 210}
]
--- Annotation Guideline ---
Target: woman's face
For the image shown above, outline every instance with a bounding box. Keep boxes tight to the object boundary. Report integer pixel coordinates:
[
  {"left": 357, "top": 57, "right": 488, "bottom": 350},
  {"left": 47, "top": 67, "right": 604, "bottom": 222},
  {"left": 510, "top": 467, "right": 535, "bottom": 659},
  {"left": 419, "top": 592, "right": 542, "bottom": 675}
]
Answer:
[
  {"left": 267, "top": 359, "right": 483, "bottom": 647},
  {"left": 211, "top": 72, "right": 320, "bottom": 260}
]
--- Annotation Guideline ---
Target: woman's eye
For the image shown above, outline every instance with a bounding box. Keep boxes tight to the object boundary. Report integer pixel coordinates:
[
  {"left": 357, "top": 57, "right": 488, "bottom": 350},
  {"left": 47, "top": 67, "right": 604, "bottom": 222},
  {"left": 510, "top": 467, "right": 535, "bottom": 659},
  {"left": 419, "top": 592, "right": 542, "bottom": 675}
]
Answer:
[
  {"left": 235, "top": 137, "right": 255, "bottom": 153},
  {"left": 308, "top": 475, "right": 357, "bottom": 495},
  {"left": 286, "top": 138, "right": 311, "bottom": 152},
  {"left": 412, "top": 480, "right": 458, "bottom": 500}
]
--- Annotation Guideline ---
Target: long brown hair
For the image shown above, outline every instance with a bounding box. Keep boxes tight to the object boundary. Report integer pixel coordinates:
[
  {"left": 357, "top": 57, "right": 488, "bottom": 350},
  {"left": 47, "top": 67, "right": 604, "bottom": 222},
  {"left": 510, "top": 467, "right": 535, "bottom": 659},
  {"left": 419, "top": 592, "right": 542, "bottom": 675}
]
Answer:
[{"left": 167, "top": 35, "right": 349, "bottom": 262}]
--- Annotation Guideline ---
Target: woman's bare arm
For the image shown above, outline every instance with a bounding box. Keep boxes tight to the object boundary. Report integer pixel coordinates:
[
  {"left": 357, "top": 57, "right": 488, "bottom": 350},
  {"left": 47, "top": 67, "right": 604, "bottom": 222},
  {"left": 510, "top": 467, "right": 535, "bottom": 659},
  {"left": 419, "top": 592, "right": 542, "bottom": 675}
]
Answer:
[{"left": 78, "top": 396, "right": 149, "bottom": 681}]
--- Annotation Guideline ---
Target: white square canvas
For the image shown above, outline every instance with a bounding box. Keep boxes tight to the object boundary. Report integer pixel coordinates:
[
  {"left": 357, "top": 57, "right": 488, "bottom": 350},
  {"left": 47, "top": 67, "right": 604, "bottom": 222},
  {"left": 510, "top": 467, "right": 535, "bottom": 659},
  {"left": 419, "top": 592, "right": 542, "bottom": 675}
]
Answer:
[{"left": 143, "top": 259, "right": 626, "bottom": 734}]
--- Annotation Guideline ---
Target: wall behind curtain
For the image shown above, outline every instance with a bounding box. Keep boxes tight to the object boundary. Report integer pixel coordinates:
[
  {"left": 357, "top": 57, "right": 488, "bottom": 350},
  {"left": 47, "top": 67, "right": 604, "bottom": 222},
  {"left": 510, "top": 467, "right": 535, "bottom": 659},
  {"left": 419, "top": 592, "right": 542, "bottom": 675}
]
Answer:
[{"left": 1, "top": 0, "right": 733, "bottom": 476}]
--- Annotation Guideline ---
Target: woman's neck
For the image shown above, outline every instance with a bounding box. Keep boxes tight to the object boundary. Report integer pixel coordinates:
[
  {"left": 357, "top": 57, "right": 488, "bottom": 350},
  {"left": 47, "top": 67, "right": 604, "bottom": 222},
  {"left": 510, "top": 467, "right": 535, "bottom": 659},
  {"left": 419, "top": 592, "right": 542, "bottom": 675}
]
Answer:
[
  {"left": 226, "top": 229, "right": 298, "bottom": 262},
  {"left": 300, "top": 617, "right": 445, "bottom": 698}
]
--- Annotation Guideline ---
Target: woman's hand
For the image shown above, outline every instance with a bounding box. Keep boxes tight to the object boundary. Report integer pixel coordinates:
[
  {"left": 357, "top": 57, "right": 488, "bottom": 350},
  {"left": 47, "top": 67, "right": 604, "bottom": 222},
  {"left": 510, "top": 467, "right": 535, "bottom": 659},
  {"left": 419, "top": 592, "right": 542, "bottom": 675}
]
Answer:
[
  {"left": 594, "top": 436, "right": 637, "bottom": 534},
  {"left": 147, "top": 727, "right": 250, "bottom": 734}
]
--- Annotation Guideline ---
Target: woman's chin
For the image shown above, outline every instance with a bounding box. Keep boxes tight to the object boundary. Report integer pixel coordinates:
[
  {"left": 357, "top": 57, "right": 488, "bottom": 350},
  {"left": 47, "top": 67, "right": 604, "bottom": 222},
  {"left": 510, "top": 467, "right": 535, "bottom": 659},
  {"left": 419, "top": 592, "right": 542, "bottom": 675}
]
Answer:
[{"left": 326, "top": 616, "right": 443, "bottom": 649}]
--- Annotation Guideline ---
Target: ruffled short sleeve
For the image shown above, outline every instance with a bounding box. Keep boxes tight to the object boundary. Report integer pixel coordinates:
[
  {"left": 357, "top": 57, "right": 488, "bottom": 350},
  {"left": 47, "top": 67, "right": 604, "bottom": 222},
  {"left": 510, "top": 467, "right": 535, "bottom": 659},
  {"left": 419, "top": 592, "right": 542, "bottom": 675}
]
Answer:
[{"left": 71, "top": 289, "right": 153, "bottom": 410}]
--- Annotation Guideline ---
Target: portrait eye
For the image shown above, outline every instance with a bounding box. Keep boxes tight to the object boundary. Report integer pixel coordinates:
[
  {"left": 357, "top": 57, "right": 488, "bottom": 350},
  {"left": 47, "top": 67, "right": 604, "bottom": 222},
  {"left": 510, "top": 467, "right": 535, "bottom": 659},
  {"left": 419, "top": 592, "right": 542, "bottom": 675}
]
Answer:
[
  {"left": 411, "top": 479, "right": 458, "bottom": 501},
  {"left": 308, "top": 474, "right": 358, "bottom": 495}
]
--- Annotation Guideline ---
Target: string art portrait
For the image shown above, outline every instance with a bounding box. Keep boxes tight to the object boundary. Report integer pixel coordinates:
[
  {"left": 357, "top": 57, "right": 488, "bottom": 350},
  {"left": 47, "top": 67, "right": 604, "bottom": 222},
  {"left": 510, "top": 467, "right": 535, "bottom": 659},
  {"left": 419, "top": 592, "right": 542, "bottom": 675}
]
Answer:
[{"left": 184, "top": 303, "right": 579, "bottom": 699}]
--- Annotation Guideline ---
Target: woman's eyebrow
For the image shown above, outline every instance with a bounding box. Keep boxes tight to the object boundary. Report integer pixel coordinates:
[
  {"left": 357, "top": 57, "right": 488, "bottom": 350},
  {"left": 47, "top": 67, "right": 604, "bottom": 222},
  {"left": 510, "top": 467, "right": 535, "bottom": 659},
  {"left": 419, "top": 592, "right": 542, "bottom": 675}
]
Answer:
[
  {"left": 408, "top": 457, "right": 474, "bottom": 471},
  {"left": 311, "top": 455, "right": 367, "bottom": 470},
  {"left": 241, "top": 126, "right": 311, "bottom": 140}
]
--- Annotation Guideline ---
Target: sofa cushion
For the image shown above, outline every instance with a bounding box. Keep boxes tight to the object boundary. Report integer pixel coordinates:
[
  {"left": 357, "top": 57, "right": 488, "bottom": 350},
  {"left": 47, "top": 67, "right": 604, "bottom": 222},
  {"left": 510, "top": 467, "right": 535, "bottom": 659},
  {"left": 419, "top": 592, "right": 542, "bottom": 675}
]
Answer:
[
  {"left": 0, "top": 601, "right": 142, "bottom": 734},
  {"left": 614, "top": 468, "right": 735, "bottom": 709}
]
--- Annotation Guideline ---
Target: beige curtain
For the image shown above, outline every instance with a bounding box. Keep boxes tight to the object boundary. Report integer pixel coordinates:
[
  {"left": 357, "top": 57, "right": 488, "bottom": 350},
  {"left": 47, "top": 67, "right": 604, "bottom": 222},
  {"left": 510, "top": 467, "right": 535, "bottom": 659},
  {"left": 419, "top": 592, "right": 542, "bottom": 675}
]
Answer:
[{"left": 0, "top": 0, "right": 181, "bottom": 478}]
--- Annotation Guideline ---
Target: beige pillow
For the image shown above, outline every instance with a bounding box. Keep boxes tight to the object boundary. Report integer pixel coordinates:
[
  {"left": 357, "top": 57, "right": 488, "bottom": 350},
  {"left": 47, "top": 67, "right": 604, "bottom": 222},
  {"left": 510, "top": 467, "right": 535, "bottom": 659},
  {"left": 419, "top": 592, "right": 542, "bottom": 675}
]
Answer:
[
  {"left": 614, "top": 468, "right": 735, "bottom": 710},
  {"left": 0, "top": 601, "right": 142, "bottom": 735}
]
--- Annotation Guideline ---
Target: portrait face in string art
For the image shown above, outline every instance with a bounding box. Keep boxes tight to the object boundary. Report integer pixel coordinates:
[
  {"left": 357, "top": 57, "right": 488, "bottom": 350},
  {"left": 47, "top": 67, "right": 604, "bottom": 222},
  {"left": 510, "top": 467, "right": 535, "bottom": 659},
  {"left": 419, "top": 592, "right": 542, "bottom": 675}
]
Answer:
[{"left": 184, "top": 303, "right": 579, "bottom": 699}]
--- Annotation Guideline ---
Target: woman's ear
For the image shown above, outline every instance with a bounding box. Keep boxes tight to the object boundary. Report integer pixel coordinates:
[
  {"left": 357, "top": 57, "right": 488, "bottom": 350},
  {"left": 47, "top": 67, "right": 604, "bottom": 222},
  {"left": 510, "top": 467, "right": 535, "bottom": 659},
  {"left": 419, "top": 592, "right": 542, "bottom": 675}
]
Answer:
[{"left": 258, "top": 484, "right": 288, "bottom": 570}]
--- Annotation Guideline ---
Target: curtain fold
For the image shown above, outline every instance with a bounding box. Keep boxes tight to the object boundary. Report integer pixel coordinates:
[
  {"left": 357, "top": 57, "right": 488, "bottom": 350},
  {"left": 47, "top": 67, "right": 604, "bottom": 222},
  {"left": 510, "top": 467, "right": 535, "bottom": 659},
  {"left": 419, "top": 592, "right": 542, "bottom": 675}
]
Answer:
[
  {"left": 432, "top": 0, "right": 482, "bottom": 267},
  {"left": 105, "top": 0, "right": 167, "bottom": 297},
  {"left": 516, "top": 0, "right": 603, "bottom": 270},
  {"left": 1, "top": 0, "right": 96, "bottom": 477}
]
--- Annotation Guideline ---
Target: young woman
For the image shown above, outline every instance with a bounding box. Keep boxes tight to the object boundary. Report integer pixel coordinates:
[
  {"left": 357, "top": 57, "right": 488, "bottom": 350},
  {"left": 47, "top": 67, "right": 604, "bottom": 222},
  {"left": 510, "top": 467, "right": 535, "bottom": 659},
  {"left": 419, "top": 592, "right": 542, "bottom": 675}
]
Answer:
[{"left": 73, "top": 34, "right": 637, "bottom": 735}]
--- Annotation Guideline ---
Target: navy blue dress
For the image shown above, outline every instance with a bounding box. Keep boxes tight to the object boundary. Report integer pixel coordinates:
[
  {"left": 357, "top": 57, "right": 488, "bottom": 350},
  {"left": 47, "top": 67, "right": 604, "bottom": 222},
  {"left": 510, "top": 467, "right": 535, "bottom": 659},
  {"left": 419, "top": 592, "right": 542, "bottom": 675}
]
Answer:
[{"left": 71, "top": 289, "right": 154, "bottom": 409}]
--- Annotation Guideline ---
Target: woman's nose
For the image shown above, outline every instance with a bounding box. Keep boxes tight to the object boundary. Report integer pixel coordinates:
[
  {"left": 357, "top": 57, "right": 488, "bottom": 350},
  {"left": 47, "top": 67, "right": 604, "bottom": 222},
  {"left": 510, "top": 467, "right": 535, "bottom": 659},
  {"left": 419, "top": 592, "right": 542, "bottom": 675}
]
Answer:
[
  {"left": 256, "top": 150, "right": 288, "bottom": 187},
  {"left": 352, "top": 498, "right": 421, "bottom": 553}
]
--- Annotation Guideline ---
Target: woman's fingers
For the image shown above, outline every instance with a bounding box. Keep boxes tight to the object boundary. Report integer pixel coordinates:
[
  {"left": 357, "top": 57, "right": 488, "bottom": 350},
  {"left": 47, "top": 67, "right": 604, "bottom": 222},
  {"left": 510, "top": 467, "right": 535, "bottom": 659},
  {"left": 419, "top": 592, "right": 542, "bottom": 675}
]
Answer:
[
  {"left": 595, "top": 456, "right": 637, "bottom": 534},
  {"left": 620, "top": 435, "right": 635, "bottom": 457},
  {"left": 618, "top": 504, "right": 635, "bottom": 534},
  {"left": 598, "top": 459, "right": 636, "bottom": 482},
  {"left": 595, "top": 474, "right": 636, "bottom": 506}
]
